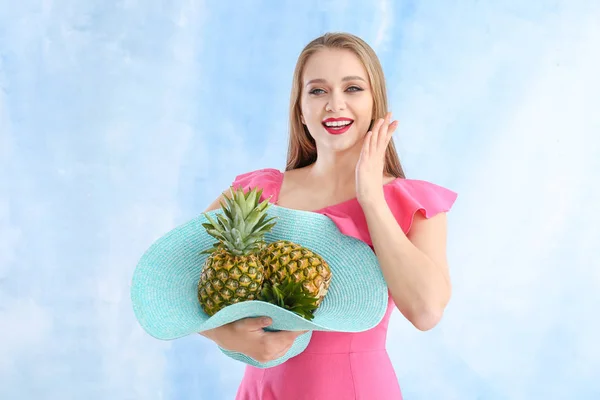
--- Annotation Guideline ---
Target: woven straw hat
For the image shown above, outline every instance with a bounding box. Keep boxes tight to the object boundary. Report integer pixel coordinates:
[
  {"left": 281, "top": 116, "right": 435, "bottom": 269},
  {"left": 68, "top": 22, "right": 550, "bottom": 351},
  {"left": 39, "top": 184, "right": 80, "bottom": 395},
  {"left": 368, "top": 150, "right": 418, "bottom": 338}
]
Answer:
[{"left": 130, "top": 205, "right": 388, "bottom": 368}]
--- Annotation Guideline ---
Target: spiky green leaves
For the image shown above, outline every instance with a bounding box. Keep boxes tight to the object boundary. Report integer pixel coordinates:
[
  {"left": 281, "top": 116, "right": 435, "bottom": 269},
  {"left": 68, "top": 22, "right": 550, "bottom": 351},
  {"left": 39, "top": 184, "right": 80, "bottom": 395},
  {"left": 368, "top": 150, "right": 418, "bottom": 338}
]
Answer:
[
  {"left": 201, "top": 186, "right": 278, "bottom": 255},
  {"left": 258, "top": 276, "right": 319, "bottom": 321}
]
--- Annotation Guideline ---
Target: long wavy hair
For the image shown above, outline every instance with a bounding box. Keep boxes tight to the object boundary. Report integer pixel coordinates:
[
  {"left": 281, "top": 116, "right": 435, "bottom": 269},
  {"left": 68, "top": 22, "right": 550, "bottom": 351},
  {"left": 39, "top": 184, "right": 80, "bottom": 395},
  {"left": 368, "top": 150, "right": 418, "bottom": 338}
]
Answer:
[{"left": 285, "top": 32, "right": 405, "bottom": 179}]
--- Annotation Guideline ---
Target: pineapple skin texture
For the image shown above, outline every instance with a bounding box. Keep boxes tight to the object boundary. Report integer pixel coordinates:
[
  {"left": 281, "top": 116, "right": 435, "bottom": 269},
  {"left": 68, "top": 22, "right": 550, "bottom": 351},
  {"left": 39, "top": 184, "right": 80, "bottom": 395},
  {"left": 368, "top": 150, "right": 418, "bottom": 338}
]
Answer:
[
  {"left": 261, "top": 240, "right": 332, "bottom": 306},
  {"left": 197, "top": 247, "right": 265, "bottom": 316}
]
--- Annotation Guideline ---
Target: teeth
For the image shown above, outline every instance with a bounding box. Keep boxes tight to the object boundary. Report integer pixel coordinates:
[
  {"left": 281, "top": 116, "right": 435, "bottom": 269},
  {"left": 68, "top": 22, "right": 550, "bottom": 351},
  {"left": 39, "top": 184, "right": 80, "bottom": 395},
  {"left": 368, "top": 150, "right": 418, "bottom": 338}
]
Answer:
[{"left": 324, "top": 120, "right": 352, "bottom": 127}]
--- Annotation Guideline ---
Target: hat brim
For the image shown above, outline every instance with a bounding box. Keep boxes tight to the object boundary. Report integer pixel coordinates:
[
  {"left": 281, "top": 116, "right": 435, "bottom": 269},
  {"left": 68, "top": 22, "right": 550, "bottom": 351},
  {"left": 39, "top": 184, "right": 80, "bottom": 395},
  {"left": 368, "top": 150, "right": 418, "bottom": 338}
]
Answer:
[{"left": 131, "top": 205, "right": 388, "bottom": 341}]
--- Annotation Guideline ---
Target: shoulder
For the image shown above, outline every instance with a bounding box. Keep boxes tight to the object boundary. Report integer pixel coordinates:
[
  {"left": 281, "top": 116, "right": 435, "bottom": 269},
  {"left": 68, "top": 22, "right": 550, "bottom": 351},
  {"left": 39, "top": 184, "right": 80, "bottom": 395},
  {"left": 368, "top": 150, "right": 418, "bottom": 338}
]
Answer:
[
  {"left": 233, "top": 167, "right": 282, "bottom": 182},
  {"left": 230, "top": 168, "right": 283, "bottom": 202},
  {"left": 384, "top": 178, "right": 458, "bottom": 234},
  {"left": 232, "top": 168, "right": 283, "bottom": 188},
  {"left": 391, "top": 179, "right": 458, "bottom": 208},
  {"left": 204, "top": 168, "right": 283, "bottom": 212}
]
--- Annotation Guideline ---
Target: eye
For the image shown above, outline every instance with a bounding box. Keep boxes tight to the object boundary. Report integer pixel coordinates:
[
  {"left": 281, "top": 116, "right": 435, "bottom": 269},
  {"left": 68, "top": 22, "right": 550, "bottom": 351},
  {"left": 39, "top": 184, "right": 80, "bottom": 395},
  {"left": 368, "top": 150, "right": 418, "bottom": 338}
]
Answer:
[
  {"left": 347, "top": 86, "right": 363, "bottom": 92},
  {"left": 308, "top": 88, "right": 325, "bottom": 95}
]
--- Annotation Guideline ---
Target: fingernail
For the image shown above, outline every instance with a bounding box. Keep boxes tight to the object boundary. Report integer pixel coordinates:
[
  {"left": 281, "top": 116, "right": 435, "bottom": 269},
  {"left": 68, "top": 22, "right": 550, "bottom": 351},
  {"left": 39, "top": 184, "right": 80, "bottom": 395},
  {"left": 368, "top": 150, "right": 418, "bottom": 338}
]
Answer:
[{"left": 262, "top": 317, "right": 272, "bottom": 325}]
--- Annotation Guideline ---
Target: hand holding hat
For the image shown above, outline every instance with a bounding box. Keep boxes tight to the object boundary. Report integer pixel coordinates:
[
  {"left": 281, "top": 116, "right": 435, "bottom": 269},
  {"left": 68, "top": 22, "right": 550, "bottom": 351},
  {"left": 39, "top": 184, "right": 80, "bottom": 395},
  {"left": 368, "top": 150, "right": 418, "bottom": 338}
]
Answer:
[{"left": 203, "top": 316, "right": 307, "bottom": 364}]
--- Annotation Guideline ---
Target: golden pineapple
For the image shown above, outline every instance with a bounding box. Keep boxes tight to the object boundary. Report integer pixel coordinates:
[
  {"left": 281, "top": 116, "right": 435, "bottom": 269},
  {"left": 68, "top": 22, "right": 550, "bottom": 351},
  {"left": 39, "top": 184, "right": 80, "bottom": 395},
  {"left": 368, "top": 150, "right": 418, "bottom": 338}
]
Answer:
[
  {"left": 260, "top": 240, "right": 332, "bottom": 307},
  {"left": 258, "top": 276, "right": 319, "bottom": 321},
  {"left": 197, "top": 186, "right": 277, "bottom": 316}
]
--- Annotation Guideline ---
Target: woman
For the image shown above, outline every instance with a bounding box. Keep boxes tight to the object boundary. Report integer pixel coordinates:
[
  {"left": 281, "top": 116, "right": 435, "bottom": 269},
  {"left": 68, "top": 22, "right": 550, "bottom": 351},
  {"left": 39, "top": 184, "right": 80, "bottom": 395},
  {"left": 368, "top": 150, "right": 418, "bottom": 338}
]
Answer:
[{"left": 200, "top": 32, "right": 457, "bottom": 400}]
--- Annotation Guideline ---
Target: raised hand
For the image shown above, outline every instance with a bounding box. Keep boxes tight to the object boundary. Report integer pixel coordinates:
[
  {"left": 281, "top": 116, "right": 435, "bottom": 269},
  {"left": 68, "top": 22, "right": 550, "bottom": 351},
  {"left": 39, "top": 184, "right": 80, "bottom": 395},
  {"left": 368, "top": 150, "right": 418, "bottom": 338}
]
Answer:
[{"left": 355, "top": 112, "right": 399, "bottom": 206}]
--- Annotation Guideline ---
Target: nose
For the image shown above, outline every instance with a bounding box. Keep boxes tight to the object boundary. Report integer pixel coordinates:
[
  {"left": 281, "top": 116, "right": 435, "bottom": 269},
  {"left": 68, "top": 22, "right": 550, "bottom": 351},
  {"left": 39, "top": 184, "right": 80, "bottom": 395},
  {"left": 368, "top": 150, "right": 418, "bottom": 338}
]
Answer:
[{"left": 325, "top": 91, "right": 346, "bottom": 112}]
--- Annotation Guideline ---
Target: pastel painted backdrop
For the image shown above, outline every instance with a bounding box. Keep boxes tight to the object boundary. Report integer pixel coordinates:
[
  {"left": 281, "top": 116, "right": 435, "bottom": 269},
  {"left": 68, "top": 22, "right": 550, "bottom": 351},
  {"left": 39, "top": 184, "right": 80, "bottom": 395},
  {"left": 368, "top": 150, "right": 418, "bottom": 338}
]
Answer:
[{"left": 1, "top": 1, "right": 598, "bottom": 399}]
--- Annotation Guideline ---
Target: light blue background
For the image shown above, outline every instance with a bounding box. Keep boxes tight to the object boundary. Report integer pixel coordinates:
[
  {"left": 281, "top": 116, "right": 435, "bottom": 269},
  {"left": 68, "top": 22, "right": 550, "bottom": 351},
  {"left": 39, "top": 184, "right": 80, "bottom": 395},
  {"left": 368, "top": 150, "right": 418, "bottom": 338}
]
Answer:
[{"left": 1, "top": 1, "right": 599, "bottom": 399}]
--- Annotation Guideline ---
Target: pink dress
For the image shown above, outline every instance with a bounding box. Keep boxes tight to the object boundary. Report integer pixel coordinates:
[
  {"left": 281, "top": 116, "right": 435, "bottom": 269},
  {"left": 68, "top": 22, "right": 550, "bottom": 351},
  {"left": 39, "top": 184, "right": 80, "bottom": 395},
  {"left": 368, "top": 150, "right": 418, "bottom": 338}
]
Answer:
[{"left": 230, "top": 168, "right": 458, "bottom": 400}]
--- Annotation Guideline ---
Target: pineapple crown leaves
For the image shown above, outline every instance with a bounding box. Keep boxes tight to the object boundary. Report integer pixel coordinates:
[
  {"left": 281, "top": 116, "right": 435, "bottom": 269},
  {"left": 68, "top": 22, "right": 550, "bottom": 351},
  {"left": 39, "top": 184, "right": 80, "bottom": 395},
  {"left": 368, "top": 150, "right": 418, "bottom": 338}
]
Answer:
[
  {"left": 258, "top": 277, "right": 319, "bottom": 321},
  {"left": 200, "top": 186, "right": 278, "bottom": 255}
]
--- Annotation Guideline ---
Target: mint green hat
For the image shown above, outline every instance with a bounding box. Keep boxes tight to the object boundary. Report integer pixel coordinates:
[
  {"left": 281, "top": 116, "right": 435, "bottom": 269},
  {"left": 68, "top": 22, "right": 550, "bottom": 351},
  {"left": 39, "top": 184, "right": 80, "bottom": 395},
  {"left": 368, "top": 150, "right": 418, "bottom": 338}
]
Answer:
[{"left": 130, "top": 205, "right": 388, "bottom": 368}]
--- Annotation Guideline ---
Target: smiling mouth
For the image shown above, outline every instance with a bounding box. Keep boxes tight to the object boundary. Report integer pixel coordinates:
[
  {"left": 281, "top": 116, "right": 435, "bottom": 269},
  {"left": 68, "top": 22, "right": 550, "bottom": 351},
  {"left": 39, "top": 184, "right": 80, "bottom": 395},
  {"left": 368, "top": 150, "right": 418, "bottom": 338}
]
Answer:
[{"left": 322, "top": 120, "right": 354, "bottom": 135}]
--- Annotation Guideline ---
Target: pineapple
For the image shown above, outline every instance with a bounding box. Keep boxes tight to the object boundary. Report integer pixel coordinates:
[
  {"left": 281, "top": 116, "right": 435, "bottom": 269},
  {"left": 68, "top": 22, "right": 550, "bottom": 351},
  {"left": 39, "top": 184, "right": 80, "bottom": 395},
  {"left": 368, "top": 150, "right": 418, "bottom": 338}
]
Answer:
[
  {"left": 197, "top": 186, "right": 277, "bottom": 316},
  {"left": 258, "top": 276, "right": 319, "bottom": 321},
  {"left": 260, "top": 240, "right": 332, "bottom": 308}
]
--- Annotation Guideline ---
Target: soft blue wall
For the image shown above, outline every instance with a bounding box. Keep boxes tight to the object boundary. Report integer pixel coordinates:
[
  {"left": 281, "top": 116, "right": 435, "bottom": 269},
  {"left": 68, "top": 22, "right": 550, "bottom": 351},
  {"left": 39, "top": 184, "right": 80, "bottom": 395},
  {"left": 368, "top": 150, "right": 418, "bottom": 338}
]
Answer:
[{"left": 1, "top": 1, "right": 599, "bottom": 399}]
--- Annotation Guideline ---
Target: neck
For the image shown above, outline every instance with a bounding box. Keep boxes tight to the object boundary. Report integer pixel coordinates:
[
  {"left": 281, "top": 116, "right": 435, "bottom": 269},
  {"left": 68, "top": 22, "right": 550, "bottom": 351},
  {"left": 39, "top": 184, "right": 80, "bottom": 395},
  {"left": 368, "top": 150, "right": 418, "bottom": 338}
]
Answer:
[{"left": 307, "top": 144, "right": 363, "bottom": 191}]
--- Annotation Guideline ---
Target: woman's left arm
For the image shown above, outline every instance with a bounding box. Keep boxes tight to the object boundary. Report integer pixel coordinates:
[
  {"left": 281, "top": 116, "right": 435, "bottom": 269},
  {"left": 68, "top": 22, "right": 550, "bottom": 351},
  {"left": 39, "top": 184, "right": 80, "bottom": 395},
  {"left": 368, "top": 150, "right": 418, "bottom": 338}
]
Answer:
[
  {"left": 361, "top": 197, "right": 452, "bottom": 331},
  {"left": 355, "top": 113, "right": 452, "bottom": 331}
]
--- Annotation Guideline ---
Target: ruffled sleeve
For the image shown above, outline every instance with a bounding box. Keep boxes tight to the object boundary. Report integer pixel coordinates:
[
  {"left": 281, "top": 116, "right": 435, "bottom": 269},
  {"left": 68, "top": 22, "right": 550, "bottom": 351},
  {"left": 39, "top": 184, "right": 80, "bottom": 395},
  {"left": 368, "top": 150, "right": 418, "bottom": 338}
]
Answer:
[
  {"left": 231, "top": 168, "right": 283, "bottom": 203},
  {"left": 386, "top": 179, "right": 458, "bottom": 234},
  {"left": 319, "top": 178, "right": 457, "bottom": 247}
]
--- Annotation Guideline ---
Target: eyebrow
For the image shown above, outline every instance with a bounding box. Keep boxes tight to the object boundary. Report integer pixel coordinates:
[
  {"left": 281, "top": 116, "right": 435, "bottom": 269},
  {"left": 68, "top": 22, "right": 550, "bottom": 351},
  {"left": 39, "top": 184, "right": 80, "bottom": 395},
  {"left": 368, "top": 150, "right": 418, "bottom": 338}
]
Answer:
[{"left": 305, "top": 76, "right": 366, "bottom": 87}]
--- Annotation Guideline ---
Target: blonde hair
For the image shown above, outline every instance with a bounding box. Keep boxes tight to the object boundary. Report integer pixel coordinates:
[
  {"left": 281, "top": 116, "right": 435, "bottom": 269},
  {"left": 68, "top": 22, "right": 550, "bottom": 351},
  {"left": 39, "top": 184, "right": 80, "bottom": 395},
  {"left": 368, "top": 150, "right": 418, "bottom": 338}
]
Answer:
[{"left": 285, "top": 32, "right": 405, "bottom": 178}]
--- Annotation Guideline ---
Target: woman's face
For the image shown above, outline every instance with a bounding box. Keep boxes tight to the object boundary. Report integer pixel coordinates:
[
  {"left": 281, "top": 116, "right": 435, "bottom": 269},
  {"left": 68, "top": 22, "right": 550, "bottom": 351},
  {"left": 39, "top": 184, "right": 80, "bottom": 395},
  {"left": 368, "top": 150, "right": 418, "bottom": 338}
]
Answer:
[{"left": 300, "top": 48, "right": 374, "bottom": 154}]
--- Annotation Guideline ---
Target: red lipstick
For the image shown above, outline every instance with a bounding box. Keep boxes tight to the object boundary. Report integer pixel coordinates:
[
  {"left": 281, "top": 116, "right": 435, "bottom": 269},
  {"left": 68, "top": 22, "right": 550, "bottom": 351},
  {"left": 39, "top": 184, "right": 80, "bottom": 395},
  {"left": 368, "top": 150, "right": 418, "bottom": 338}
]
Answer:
[{"left": 322, "top": 117, "right": 354, "bottom": 135}]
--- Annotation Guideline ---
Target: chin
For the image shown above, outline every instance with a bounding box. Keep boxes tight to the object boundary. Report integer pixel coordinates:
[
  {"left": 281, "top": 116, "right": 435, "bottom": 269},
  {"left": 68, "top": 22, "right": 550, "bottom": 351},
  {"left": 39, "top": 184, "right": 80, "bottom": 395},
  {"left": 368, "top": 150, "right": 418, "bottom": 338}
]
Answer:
[
  {"left": 312, "top": 124, "right": 366, "bottom": 152},
  {"left": 319, "top": 134, "right": 362, "bottom": 153}
]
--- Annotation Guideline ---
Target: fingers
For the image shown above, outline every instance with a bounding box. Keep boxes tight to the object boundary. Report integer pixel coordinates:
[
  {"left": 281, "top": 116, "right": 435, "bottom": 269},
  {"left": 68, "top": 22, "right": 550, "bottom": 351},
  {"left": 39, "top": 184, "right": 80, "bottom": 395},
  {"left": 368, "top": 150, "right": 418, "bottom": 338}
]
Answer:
[
  {"left": 362, "top": 131, "right": 373, "bottom": 156},
  {"left": 371, "top": 116, "right": 385, "bottom": 146},
  {"left": 376, "top": 113, "right": 389, "bottom": 148},
  {"left": 258, "top": 330, "right": 308, "bottom": 362},
  {"left": 387, "top": 116, "right": 399, "bottom": 136},
  {"left": 272, "top": 334, "right": 303, "bottom": 360},
  {"left": 272, "top": 347, "right": 290, "bottom": 360},
  {"left": 368, "top": 113, "right": 398, "bottom": 153},
  {"left": 377, "top": 112, "right": 397, "bottom": 148},
  {"left": 271, "top": 332, "right": 297, "bottom": 359},
  {"left": 385, "top": 119, "right": 399, "bottom": 146},
  {"left": 224, "top": 318, "right": 310, "bottom": 363},
  {"left": 236, "top": 316, "right": 273, "bottom": 332},
  {"left": 269, "top": 330, "right": 307, "bottom": 356},
  {"left": 363, "top": 117, "right": 384, "bottom": 157}
]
